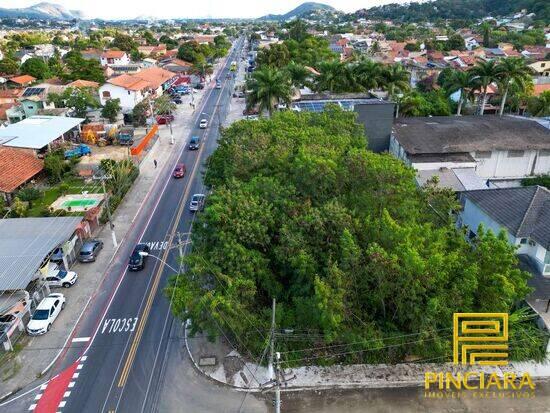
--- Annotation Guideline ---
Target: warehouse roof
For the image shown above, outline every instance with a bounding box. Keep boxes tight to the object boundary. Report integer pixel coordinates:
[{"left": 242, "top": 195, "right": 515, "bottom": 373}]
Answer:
[
  {"left": 393, "top": 116, "right": 550, "bottom": 155},
  {"left": 0, "top": 217, "right": 83, "bottom": 291},
  {"left": 0, "top": 116, "right": 84, "bottom": 149}
]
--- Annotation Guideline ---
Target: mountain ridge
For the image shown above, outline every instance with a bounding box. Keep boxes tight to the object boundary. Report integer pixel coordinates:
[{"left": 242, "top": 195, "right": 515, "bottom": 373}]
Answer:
[
  {"left": 258, "top": 2, "right": 337, "bottom": 21},
  {"left": 0, "top": 2, "right": 84, "bottom": 20}
]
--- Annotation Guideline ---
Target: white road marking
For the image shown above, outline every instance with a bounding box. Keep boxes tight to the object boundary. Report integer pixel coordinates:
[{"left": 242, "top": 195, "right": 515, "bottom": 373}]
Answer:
[
  {"left": 76, "top": 364, "right": 83, "bottom": 370},
  {"left": 63, "top": 391, "right": 71, "bottom": 398},
  {"left": 59, "top": 401, "right": 66, "bottom": 407},
  {"left": 34, "top": 394, "right": 41, "bottom": 400},
  {"left": 80, "top": 356, "right": 87, "bottom": 361},
  {"left": 72, "top": 337, "right": 90, "bottom": 343},
  {"left": 40, "top": 384, "right": 47, "bottom": 391},
  {"left": 28, "top": 404, "right": 36, "bottom": 411},
  {"left": 101, "top": 317, "right": 138, "bottom": 334},
  {"left": 72, "top": 373, "right": 79, "bottom": 379},
  {"left": 68, "top": 382, "right": 75, "bottom": 388}
]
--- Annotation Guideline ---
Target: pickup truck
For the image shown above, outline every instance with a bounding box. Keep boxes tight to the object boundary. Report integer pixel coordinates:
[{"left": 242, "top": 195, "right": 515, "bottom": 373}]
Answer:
[
  {"left": 118, "top": 128, "right": 134, "bottom": 146},
  {"left": 64, "top": 144, "right": 91, "bottom": 159}
]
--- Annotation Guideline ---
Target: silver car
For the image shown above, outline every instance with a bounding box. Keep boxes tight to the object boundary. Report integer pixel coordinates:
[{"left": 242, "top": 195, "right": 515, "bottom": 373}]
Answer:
[
  {"left": 189, "top": 194, "right": 205, "bottom": 212},
  {"left": 78, "top": 240, "right": 104, "bottom": 263}
]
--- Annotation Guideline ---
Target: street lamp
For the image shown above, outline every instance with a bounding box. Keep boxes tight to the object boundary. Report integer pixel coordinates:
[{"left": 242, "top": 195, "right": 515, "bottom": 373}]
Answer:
[{"left": 139, "top": 251, "right": 179, "bottom": 273}]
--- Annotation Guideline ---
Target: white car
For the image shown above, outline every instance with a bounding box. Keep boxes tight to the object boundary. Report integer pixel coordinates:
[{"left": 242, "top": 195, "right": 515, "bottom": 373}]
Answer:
[
  {"left": 199, "top": 119, "right": 208, "bottom": 129},
  {"left": 45, "top": 269, "right": 78, "bottom": 288},
  {"left": 27, "top": 293, "right": 65, "bottom": 336},
  {"left": 189, "top": 194, "right": 206, "bottom": 212}
]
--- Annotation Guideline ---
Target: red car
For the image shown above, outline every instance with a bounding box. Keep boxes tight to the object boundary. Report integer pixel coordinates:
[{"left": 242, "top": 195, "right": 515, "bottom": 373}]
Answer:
[
  {"left": 173, "top": 163, "right": 186, "bottom": 178},
  {"left": 156, "top": 114, "right": 175, "bottom": 124}
]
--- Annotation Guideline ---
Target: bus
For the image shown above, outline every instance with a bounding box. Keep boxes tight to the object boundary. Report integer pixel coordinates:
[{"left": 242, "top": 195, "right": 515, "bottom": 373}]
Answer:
[{"left": 230, "top": 61, "right": 237, "bottom": 71}]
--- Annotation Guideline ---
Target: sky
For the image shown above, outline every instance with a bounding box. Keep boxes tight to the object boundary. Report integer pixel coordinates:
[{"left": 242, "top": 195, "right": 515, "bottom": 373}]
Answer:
[{"left": 1, "top": 0, "right": 408, "bottom": 20}]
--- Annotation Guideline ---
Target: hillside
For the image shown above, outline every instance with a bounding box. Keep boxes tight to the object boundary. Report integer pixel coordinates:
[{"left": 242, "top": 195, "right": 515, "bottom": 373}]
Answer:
[
  {"left": 259, "top": 2, "right": 337, "bottom": 21},
  {"left": 0, "top": 2, "right": 83, "bottom": 20},
  {"left": 361, "top": 0, "right": 549, "bottom": 23}
]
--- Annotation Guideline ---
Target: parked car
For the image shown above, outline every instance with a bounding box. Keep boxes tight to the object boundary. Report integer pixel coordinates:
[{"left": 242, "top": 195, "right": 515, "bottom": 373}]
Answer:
[
  {"left": 189, "top": 194, "right": 206, "bottom": 212},
  {"left": 156, "top": 114, "right": 175, "bottom": 125},
  {"left": 194, "top": 83, "right": 205, "bottom": 90},
  {"left": 215, "top": 80, "right": 222, "bottom": 89},
  {"left": 78, "top": 240, "right": 104, "bottom": 263},
  {"left": 49, "top": 247, "right": 64, "bottom": 264},
  {"left": 45, "top": 269, "right": 78, "bottom": 288},
  {"left": 173, "top": 163, "right": 186, "bottom": 178},
  {"left": 27, "top": 293, "right": 65, "bottom": 336},
  {"left": 188, "top": 136, "right": 201, "bottom": 150},
  {"left": 172, "top": 96, "right": 183, "bottom": 104},
  {"left": 243, "top": 108, "right": 259, "bottom": 116},
  {"left": 128, "top": 244, "right": 150, "bottom": 271},
  {"left": 199, "top": 119, "right": 208, "bottom": 129}
]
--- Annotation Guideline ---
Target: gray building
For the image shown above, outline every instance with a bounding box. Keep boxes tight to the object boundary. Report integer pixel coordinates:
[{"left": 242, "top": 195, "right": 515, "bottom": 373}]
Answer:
[{"left": 291, "top": 93, "right": 395, "bottom": 152}]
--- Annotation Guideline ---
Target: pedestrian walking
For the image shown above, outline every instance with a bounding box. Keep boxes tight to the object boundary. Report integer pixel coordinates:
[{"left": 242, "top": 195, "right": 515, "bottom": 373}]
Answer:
[{"left": 154, "top": 159, "right": 157, "bottom": 168}]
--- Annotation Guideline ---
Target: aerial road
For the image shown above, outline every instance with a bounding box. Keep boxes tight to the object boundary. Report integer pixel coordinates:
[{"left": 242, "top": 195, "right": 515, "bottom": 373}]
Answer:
[{"left": 2, "top": 37, "right": 251, "bottom": 413}]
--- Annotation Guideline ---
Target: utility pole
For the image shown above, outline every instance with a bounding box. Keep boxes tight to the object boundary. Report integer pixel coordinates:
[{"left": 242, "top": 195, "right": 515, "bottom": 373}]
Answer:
[
  {"left": 101, "top": 178, "right": 118, "bottom": 248},
  {"left": 268, "top": 298, "right": 276, "bottom": 379},
  {"left": 176, "top": 231, "right": 184, "bottom": 272},
  {"left": 275, "top": 352, "right": 281, "bottom": 413}
]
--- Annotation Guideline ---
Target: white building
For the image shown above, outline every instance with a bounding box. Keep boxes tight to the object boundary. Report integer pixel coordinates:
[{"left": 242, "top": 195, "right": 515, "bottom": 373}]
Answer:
[
  {"left": 459, "top": 186, "right": 550, "bottom": 275},
  {"left": 100, "top": 50, "right": 130, "bottom": 67},
  {"left": 464, "top": 37, "right": 480, "bottom": 51},
  {"left": 390, "top": 116, "right": 550, "bottom": 188},
  {"left": 99, "top": 67, "right": 176, "bottom": 113}
]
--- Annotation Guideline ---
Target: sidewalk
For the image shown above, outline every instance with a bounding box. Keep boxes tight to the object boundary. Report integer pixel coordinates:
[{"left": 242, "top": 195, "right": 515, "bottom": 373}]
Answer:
[
  {"left": 0, "top": 83, "right": 211, "bottom": 398},
  {"left": 185, "top": 327, "right": 550, "bottom": 392}
]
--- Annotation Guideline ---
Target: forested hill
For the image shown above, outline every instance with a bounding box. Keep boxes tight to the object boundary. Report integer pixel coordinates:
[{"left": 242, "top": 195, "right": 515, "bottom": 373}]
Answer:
[{"left": 361, "top": 0, "right": 549, "bottom": 23}]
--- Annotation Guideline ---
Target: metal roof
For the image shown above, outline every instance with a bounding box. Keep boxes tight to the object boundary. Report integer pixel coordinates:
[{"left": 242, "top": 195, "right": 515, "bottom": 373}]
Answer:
[
  {"left": 0, "top": 217, "right": 83, "bottom": 291},
  {"left": 0, "top": 116, "right": 85, "bottom": 150},
  {"left": 292, "top": 99, "right": 386, "bottom": 113}
]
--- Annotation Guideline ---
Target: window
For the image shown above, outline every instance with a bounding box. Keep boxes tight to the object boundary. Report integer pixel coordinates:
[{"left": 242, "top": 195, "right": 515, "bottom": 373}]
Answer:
[
  {"left": 102, "top": 91, "right": 111, "bottom": 98},
  {"left": 127, "top": 90, "right": 131, "bottom": 95},
  {"left": 539, "top": 150, "right": 550, "bottom": 157},
  {"left": 507, "top": 150, "right": 524, "bottom": 158},
  {"left": 528, "top": 240, "right": 536, "bottom": 247},
  {"left": 475, "top": 151, "right": 491, "bottom": 159},
  {"left": 520, "top": 238, "right": 528, "bottom": 244},
  {"left": 541, "top": 63, "right": 546, "bottom": 68}
]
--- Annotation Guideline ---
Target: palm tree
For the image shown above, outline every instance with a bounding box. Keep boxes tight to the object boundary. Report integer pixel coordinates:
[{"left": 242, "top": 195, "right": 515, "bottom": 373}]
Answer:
[
  {"left": 381, "top": 64, "right": 410, "bottom": 100},
  {"left": 469, "top": 60, "right": 499, "bottom": 115},
  {"left": 479, "top": 22, "right": 492, "bottom": 47},
  {"left": 192, "top": 61, "right": 213, "bottom": 81},
  {"left": 315, "top": 60, "right": 356, "bottom": 93},
  {"left": 246, "top": 67, "right": 292, "bottom": 116},
  {"left": 352, "top": 59, "right": 383, "bottom": 92},
  {"left": 443, "top": 70, "right": 474, "bottom": 116},
  {"left": 285, "top": 62, "right": 311, "bottom": 89},
  {"left": 495, "top": 57, "right": 533, "bottom": 116}
]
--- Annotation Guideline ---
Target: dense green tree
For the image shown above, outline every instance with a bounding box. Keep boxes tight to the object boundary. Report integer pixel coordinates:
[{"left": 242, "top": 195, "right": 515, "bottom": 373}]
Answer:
[
  {"left": 284, "top": 62, "right": 311, "bottom": 88},
  {"left": 20, "top": 57, "right": 50, "bottom": 80},
  {"left": 167, "top": 108, "right": 541, "bottom": 365},
  {"left": 527, "top": 90, "right": 550, "bottom": 116},
  {"left": 256, "top": 43, "right": 291, "bottom": 69},
  {"left": 47, "top": 87, "right": 99, "bottom": 118},
  {"left": 381, "top": 64, "right": 410, "bottom": 99},
  {"left": 353, "top": 59, "right": 383, "bottom": 91},
  {"left": 112, "top": 33, "right": 137, "bottom": 52},
  {"left": 246, "top": 67, "right": 292, "bottom": 116},
  {"left": 101, "top": 98, "right": 121, "bottom": 122},
  {"left": 0, "top": 57, "right": 19, "bottom": 75},
  {"left": 63, "top": 51, "right": 106, "bottom": 84}
]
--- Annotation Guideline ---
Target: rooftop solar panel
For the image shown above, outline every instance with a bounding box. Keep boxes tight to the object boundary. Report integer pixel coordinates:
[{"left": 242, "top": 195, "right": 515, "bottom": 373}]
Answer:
[{"left": 22, "top": 87, "right": 45, "bottom": 97}]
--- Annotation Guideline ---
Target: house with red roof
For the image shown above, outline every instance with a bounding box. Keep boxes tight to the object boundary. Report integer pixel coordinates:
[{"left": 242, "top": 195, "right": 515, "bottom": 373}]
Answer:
[
  {"left": 8, "top": 75, "right": 36, "bottom": 88},
  {"left": 0, "top": 147, "right": 44, "bottom": 203},
  {"left": 100, "top": 50, "right": 130, "bottom": 67}
]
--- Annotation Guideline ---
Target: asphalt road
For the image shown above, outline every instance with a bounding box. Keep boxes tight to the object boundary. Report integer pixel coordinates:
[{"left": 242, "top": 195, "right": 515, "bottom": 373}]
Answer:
[{"left": 1, "top": 37, "right": 247, "bottom": 413}]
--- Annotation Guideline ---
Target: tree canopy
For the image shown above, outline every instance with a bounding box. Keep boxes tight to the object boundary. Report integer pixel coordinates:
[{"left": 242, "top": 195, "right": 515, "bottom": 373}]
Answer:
[{"left": 167, "top": 108, "right": 544, "bottom": 365}]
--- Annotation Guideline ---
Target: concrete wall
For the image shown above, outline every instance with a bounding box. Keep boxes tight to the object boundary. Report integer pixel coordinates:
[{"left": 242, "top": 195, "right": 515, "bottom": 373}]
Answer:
[
  {"left": 474, "top": 150, "right": 550, "bottom": 178},
  {"left": 354, "top": 102, "right": 395, "bottom": 152}
]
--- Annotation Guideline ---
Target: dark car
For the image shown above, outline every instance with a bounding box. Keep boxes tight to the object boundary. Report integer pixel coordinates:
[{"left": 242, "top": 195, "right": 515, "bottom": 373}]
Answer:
[
  {"left": 156, "top": 114, "right": 175, "bottom": 125},
  {"left": 128, "top": 244, "right": 150, "bottom": 271},
  {"left": 172, "top": 96, "right": 183, "bottom": 104},
  {"left": 49, "top": 247, "right": 64, "bottom": 264},
  {"left": 194, "top": 83, "right": 205, "bottom": 90},
  {"left": 78, "top": 240, "right": 104, "bottom": 263},
  {"left": 173, "top": 163, "right": 186, "bottom": 178},
  {"left": 188, "top": 136, "right": 200, "bottom": 150}
]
